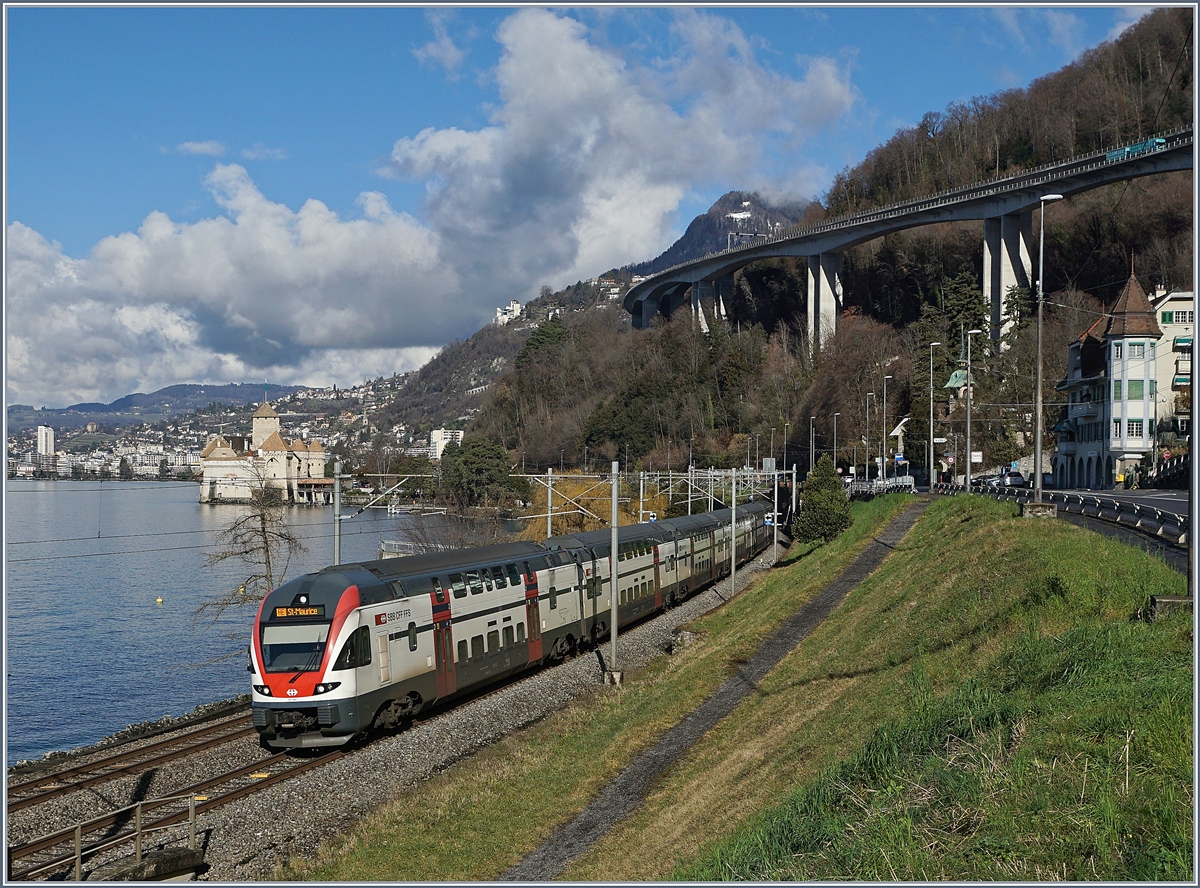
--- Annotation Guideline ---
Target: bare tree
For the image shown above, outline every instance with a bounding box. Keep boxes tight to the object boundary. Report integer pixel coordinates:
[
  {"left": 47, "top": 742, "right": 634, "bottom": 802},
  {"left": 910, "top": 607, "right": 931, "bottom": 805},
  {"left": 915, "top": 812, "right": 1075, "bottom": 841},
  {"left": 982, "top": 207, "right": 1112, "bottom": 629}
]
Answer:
[{"left": 195, "top": 472, "right": 306, "bottom": 626}]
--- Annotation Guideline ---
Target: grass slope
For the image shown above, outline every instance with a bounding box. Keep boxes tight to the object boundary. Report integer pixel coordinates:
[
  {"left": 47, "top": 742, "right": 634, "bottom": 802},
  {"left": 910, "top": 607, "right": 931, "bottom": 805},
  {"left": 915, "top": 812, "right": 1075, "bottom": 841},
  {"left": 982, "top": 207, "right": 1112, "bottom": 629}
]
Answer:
[
  {"left": 284, "top": 495, "right": 909, "bottom": 881},
  {"left": 673, "top": 496, "right": 1191, "bottom": 881},
  {"left": 286, "top": 496, "right": 1190, "bottom": 881}
]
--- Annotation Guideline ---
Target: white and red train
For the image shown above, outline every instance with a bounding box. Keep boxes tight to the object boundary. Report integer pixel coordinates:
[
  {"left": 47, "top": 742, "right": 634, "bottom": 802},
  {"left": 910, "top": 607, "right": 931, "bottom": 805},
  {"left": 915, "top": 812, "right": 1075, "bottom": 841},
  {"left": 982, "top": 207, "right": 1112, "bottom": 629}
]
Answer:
[{"left": 250, "top": 500, "right": 773, "bottom": 749}]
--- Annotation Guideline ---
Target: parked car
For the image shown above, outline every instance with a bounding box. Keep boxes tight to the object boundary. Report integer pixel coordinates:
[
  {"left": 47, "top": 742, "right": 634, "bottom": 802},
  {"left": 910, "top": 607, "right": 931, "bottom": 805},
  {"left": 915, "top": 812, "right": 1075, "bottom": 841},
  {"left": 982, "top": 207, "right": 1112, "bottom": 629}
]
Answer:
[
  {"left": 999, "top": 472, "right": 1025, "bottom": 487},
  {"left": 1025, "top": 472, "right": 1055, "bottom": 490}
]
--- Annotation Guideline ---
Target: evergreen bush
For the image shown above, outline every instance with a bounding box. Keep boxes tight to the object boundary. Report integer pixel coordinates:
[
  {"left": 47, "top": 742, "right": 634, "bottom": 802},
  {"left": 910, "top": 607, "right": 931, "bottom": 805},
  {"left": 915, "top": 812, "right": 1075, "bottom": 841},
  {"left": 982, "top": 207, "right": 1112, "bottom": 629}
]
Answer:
[{"left": 792, "top": 454, "right": 852, "bottom": 544}]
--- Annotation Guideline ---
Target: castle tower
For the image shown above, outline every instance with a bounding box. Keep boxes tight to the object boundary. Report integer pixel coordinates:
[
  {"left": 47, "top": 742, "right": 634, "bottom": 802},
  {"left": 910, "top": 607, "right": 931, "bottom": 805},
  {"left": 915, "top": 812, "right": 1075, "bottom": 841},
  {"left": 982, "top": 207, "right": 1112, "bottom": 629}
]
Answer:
[{"left": 251, "top": 402, "right": 280, "bottom": 451}]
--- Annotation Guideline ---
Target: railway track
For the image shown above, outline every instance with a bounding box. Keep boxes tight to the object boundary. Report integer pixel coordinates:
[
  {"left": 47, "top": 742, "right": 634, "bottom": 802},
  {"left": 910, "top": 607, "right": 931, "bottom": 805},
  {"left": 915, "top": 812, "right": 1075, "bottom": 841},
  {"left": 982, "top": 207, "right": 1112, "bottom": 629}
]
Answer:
[
  {"left": 6, "top": 715, "right": 255, "bottom": 813},
  {"left": 7, "top": 748, "right": 346, "bottom": 880}
]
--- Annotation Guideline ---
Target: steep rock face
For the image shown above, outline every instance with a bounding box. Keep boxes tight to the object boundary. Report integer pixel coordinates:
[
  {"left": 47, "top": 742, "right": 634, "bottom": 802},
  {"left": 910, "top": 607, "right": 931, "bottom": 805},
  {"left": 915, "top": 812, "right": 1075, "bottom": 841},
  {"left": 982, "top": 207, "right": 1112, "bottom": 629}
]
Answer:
[{"left": 628, "top": 191, "right": 810, "bottom": 276}]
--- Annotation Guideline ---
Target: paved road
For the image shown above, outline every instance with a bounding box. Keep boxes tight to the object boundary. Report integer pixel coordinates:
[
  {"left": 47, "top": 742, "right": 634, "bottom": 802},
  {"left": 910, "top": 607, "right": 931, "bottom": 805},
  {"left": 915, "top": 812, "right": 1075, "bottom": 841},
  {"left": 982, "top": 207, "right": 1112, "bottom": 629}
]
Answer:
[{"left": 1081, "top": 488, "right": 1191, "bottom": 516}]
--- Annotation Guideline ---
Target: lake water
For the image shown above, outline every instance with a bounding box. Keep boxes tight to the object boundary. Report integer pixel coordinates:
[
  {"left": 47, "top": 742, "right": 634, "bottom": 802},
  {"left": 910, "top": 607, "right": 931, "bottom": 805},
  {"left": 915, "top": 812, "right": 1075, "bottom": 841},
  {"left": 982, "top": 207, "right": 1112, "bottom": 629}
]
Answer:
[{"left": 4, "top": 480, "right": 409, "bottom": 763}]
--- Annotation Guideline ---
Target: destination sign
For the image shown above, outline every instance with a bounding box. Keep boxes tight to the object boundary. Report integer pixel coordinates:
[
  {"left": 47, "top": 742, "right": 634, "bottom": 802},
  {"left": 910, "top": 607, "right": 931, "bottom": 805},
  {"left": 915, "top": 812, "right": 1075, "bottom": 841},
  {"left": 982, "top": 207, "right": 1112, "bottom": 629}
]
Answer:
[{"left": 274, "top": 605, "right": 325, "bottom": 619}]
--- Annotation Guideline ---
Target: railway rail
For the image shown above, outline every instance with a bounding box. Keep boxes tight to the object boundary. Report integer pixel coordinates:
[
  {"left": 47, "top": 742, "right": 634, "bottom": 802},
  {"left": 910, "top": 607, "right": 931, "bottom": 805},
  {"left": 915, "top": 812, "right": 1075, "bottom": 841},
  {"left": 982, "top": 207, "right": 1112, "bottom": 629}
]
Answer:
[
  {"left": 6, "top": 715, "right": 255, "bottom": 813},
  {"left": 7, "top": 748, "right": 346, "bottom": 880}
]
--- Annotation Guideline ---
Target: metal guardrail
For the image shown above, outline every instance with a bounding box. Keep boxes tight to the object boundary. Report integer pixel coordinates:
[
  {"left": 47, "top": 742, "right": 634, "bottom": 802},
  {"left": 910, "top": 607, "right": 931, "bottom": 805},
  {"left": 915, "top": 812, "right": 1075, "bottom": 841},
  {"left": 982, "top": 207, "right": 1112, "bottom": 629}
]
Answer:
[
  {"left": 847, "top": 476, "right": 917, "bottom": 496},
  {"left": 16, "top": 792, "right": 199, "bottom": 881},
  {"left": 933, "top": 483, "right": 1189, "bottom": 546}
]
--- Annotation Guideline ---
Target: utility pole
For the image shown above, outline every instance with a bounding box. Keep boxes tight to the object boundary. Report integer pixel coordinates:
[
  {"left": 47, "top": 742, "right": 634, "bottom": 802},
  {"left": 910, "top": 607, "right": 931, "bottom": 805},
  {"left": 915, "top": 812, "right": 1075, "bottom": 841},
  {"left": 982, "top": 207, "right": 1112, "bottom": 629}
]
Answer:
[
  {"left": 966, "top": 329, "right": 982, "bottom": 490},
  {"left": 547, "top": 467, "right": 553, "bottom": 539},
  {"left": 730, "top": 468, "right": 737, "bottom": 595},
  {"left": 883, "top": 375, "right": 892, "bottom": 481},
  {"left": 773, "top": 468, "right": 779, "bottom": 563},
  {"left": 930, "top": 342, "right": 942, "bottom": 488},
  {"left": 333, "top": 460, "right": 342, "bottom": 565},
  {"left": 607, "top": 461, "right": 621, "bottom": 685},
  {"left": 1035, "top": 194, "right": 1063, "bottom": 504}
]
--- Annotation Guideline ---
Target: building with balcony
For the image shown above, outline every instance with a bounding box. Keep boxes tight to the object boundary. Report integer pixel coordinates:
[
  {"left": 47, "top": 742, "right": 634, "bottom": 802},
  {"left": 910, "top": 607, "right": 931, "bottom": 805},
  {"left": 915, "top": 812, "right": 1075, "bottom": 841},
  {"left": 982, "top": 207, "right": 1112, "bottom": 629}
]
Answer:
[{"left": 1052, "top": 274, "right": 1192, "bottom": 488}]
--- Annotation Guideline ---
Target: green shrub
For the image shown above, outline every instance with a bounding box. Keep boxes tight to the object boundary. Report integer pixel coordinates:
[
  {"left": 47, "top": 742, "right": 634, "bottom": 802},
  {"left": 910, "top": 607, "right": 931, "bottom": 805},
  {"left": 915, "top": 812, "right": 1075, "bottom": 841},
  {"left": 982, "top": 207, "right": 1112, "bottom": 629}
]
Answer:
[{"left": 792, "top": 454, "right": 852, "bottom": 543}]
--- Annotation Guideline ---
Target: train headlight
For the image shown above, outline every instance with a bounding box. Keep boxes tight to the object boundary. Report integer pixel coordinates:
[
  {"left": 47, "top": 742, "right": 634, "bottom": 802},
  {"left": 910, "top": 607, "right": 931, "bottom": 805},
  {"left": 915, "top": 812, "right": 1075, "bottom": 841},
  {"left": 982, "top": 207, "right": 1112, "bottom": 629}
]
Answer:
[
  {"left": 313, "top": 682, "right": 342, "bottom": 695},
  {"left": 253, "top": 684, "right": 272, "bottom": 696}
]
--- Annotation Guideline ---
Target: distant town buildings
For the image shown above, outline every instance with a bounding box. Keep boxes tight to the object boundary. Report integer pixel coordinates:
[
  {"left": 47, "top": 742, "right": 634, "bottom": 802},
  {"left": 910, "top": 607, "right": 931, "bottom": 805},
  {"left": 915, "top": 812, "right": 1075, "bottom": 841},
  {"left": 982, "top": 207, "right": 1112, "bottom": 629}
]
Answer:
[
  {"left": 36, "top": 425, "right": 56, "bottom": 475},
  {"left": 430, "top": 428, "right": 464, "bottom": 459},
  {"left": 1053, "top": 276, "right": 1192, "bottom": 488},
  {"left": 199, "top": 402, "right": 331, "bottom": 503},
  {"left": 495, "top": 299, "right": 523, "bottom": 326}
]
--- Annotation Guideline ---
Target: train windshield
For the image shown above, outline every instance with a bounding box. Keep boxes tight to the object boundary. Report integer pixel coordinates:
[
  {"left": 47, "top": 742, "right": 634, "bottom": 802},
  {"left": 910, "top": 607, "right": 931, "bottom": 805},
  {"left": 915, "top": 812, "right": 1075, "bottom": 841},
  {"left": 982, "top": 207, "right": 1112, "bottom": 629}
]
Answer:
[{"left": 261, "top": 623, "right": 330, "bottom": 673}]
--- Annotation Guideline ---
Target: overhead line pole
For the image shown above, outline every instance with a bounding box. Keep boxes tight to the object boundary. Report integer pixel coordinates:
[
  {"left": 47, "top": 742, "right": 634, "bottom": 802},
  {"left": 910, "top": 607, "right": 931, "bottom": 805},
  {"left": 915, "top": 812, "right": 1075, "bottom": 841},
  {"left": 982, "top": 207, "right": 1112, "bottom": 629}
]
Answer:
[{"left": 607, "top": 461, "right": 621, "bottom": 686}]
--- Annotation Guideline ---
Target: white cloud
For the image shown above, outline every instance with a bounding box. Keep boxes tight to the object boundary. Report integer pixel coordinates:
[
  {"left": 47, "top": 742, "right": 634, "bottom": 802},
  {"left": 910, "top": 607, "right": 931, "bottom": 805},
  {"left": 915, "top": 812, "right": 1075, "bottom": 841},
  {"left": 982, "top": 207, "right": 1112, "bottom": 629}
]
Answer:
[
  {"left": 387, "top": 8, "right": 855, "bottom": 293},
  {"left": 177, "top": 140, "right": 226, "bottom": 156},
  {"left": 5, "top": 167, "right": 461, "bottom": 407},
  {"left": 1044, "top": 10, "right": 1085, "bottom": 60},
  {"left": 7, "top": 9, "right": 860, "bottom": 408},
  {"left": 1108, "top": 6, "right": 1151, "bottom": 41},
  {"left": 413, "top": 11, "right": 466, "bottom": 77},
  {"left": 241, "top": 143, "right": 288, "bottom": 160}
]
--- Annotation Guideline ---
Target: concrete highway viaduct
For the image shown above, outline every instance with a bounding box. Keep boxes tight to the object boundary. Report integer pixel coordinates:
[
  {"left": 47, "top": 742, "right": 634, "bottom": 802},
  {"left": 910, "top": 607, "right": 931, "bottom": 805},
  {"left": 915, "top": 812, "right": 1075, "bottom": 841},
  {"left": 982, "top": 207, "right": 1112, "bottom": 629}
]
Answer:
[{"left": 623, "top": 126, "right": 1193, "bottom": 346}]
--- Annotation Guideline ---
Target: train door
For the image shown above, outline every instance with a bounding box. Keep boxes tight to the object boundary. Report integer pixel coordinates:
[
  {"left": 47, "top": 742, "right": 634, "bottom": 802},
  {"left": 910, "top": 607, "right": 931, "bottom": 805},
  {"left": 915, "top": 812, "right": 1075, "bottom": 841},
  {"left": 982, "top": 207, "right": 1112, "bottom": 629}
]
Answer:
[
  {"left": 574, "top": 554, "right": 590, "bottom": 640},
  {"left": 523, "top": 562, "right": 543, "bottom": 663},
  {"left": 652, "top": 545, "right": 662, "bottom": 608},
  {"left": 377, "top": 631, "right": 391, "bottom": 683},
  {"left": 430, "top": 579, "right": 455, "bottom": 699}
]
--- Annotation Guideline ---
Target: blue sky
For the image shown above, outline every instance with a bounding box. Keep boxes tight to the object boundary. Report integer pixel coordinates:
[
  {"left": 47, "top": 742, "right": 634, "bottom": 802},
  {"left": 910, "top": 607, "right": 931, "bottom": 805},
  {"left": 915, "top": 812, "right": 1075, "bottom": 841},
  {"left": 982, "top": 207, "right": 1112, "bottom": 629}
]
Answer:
[{"left": 5, "top": 4, "right": 1153, "bottom": 408}]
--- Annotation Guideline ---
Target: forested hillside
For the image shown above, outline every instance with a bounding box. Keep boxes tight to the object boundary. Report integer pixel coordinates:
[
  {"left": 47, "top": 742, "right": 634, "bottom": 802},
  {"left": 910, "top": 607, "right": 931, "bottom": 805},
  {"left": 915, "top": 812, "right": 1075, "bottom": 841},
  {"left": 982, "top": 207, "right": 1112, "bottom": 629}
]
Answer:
[{"left": 468, "top": 8, "right": 1192, "bottom": 478}]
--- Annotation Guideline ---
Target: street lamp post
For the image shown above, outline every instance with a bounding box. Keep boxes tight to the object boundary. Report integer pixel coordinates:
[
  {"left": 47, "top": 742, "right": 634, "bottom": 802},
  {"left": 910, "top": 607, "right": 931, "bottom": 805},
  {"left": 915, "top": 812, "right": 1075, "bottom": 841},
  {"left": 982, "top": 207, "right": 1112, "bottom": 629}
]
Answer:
[
  {"left": 833, "top": 413, "right": 840, "bottom": 473},
  {"left": 929, "top": 342, "right": 942, "bottom": 488},
  {"left": 783, "top": 422, "right": 790, "bottom": 471},
  {"left": 770, "top": 427, "right": 775, "bottom": 467},
  {"left": 882, "top": 375, "right": 892, "bottom": 480},
  {"left": 865, "top": 393, "right": 874, "bottom": 482},
  {"left": 966, "top": 329, "right": 982, "bottom": 490},
  {"left": 1036, "top": 194, "right": 1063, "bottom": 503},
  {"left": 809, "top": 416, "right": 816, "bottom": 477},
  {"left": 755, "top": 434, "right": 760, "bottom": 471}
]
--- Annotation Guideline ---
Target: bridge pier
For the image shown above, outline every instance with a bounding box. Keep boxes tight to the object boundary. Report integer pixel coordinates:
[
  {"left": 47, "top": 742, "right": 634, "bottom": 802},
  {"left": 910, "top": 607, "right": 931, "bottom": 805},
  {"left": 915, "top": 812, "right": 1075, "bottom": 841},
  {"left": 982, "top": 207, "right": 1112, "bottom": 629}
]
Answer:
[
  {"left": 806, "top": 253, "right": 843, "bottom": 352},
  {"left": 982, "top": 212, "right": 1031, "bottom": 342},
  {"left": 690, "top": 276, "right": 734, "bottom": 332}
]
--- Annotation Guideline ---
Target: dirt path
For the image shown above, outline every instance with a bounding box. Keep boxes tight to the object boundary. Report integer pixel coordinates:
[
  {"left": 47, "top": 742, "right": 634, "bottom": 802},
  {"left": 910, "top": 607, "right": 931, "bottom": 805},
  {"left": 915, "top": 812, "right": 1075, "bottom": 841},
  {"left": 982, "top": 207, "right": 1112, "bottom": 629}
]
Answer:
[{"left": 500, "top": 498, "right": 932, "bottom": 881}]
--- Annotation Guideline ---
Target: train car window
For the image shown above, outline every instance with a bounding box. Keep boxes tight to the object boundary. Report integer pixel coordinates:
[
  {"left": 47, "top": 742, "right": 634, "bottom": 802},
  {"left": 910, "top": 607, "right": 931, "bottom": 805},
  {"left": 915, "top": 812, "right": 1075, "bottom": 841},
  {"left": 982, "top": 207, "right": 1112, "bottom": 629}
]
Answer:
[
  {"left": 467, "top": 570, "right": 483, "bottom": 595},
  {"left": 471, "top": 635, "right": 485, "bottom": 659},
  {"left": 549, "top": 586, "right": 558, "bottom": 609},
  {"left": 507, "top": 563, "right": 522, "bottom": 586},
  {"left": 481, "top": 569, "right": 493, "bottom": 592},
  {"left": 432, "top": 577, "right": 445, "bottom": 603},
  {"left": 516, "top": 623, "right": 526, "bottom": 643},
  {"left": 458, "top": 639, "right": 468, "bottom": 662},
  {"left": 487, "top": 630, "right": 500, "bottom": 653},
  {"left": 391, "top": 580, "right": 406, "bottom": 599},
  {"left": 450, "top": 573, "right": 467, "bottom": 599},
  {"left": 408, "top": 622, "right": 418, "bottom": 652},
  {"left": 492, "top": 566, "right": 507, "bottom": 589},
  {"left": 332, "top": 625, "right": 372, "bottom": 670},
  {"left": 503, "top": 626, "right": 514, "bottom": 648},
  {"left": 522, "top": 561, "right": 532, "bottom": 580}
]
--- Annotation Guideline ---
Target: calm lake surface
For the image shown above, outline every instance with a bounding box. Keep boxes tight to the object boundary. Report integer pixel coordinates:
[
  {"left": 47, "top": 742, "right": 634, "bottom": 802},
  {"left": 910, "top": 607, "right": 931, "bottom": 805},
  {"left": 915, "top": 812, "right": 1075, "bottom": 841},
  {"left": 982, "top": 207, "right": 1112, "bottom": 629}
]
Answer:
[{"left": 5, "top": 480, "right": 409, "bottom": 763}]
